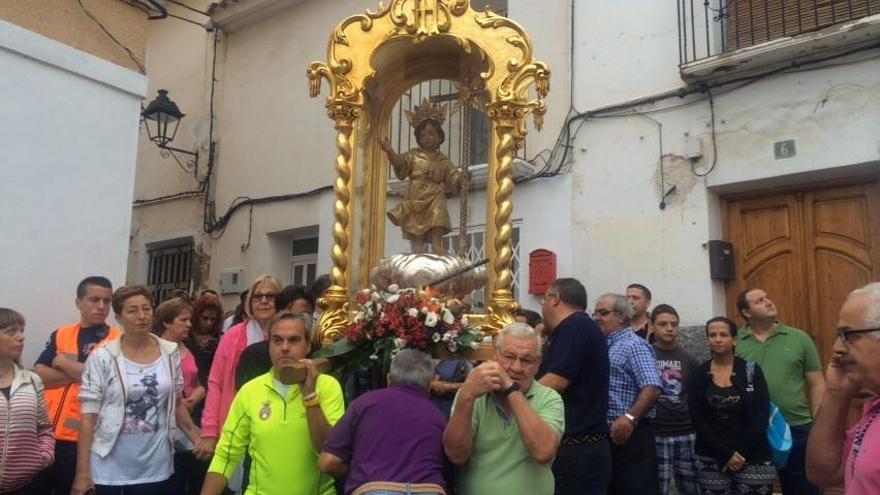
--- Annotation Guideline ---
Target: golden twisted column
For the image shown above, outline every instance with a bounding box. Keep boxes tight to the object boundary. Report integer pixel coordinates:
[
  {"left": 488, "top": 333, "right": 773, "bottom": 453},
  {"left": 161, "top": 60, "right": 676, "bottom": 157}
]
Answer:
[
  {"left": 315, "top": 101, "right": 361, "bottom": 347},
  {"left": 483, "top": 102, "right": 527, "bottom": 334}
]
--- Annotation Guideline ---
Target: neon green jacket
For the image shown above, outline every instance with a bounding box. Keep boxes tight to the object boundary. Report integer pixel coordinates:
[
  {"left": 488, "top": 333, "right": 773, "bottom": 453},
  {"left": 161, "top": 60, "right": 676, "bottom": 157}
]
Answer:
[{"left": 209, "top": 369, "right": 344, "bottom": 495}]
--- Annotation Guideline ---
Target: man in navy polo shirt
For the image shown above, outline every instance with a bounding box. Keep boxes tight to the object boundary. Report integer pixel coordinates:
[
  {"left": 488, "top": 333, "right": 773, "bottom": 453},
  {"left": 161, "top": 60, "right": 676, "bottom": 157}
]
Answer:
[
  {"left": 539, "top": 277, "right": 611, "bottom": 495},
  {"left": 319, "top": 349, "right": 447, "bottom": 495}
]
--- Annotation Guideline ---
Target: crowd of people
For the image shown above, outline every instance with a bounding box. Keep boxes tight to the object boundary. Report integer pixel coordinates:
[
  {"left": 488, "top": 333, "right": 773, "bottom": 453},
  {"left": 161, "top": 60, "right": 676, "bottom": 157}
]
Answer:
[{"left": 1, "top": 274, "right": 878, "bottom": 495}]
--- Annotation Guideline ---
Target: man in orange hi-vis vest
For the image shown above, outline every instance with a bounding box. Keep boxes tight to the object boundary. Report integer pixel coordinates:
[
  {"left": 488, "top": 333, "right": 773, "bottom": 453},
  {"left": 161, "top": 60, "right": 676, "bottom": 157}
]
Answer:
[{"left": 34, "top": 276, "right": 121, "bottom": 495}]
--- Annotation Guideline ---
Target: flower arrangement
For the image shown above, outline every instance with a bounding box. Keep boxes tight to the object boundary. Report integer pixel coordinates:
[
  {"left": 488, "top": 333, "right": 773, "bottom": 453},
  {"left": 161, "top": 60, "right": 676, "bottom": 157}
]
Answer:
[
  {"left": 314, "top": 284, "right": 484, "bottom": 379},
  {"left": 347, "top": 284, "right": 482, "bottom": 355}
]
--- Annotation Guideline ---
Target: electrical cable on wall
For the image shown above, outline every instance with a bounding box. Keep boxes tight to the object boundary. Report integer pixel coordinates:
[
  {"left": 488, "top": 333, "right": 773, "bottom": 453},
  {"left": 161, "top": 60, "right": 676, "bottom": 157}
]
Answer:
[
  {"left": 518, "top": 41, "right": 880, "bottom": 186},
  {"left": 77, "top": 0, "right": 146, "bottom": 73},
  {"left": 691, "top": 85, "right": 718, "bottom": 177}
]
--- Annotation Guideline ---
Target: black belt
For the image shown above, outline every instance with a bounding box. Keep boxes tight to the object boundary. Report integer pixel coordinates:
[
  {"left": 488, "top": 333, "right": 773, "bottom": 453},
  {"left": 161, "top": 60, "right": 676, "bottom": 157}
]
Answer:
[{"left": 560, "top": 433, "right": 608, "bottom": 445}]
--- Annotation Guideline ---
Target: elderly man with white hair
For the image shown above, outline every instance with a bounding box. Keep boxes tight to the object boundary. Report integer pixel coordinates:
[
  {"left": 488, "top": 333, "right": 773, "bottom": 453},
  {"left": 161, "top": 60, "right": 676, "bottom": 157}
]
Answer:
[
  {"left": 806, "top": 282, "right": 880, "bottom": 495},
  {"left": 443, "top": 322, "right": 564, "bottom": 495}
]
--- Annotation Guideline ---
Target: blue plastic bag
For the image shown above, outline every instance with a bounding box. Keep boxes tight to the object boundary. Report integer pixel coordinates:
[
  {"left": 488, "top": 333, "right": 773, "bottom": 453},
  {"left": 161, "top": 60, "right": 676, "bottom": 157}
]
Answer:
[
  {"left": 767, "top": 402, "right": 792, "bottom": 469},
  {"left": 746, "top": 361, "right": 793, "bottom": 469}
]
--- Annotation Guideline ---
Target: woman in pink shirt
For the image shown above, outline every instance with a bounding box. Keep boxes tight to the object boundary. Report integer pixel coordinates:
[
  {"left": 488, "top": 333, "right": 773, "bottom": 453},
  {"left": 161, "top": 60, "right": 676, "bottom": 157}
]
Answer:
[
  {"left": 195, "top": 274, "right": 282, "bottom": 460},
  {"left": 155, "top": 298, "right": 206, "bottom": 494}
]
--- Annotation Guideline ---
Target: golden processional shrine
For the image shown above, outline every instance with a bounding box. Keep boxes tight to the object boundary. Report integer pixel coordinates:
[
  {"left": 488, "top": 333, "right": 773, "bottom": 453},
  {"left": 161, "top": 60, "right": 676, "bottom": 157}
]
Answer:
[{"left": 307, "top": 0, "right": 550, "bottom": 355}]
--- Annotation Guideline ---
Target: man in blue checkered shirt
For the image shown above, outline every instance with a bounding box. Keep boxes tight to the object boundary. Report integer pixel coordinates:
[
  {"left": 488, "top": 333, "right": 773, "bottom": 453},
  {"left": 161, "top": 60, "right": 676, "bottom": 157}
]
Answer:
[{"left": 593, "top": 293, "right": 663, "bottom": 495}]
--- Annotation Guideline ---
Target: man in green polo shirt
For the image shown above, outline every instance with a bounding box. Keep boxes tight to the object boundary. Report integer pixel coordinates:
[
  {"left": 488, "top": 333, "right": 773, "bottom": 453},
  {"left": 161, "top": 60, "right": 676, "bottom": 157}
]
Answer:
[
  {"left": 444, "top": 322, "right": 564, "bottom": 495},
  {"left": 735, "top": 288, "right": 825, "bottom": 495}
]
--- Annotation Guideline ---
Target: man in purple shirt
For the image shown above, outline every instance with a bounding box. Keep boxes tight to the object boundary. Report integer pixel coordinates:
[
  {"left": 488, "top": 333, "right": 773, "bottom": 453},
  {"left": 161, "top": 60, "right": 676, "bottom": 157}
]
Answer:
[{"left": 319, "top": 349, "right": 447, "bottom": 495}]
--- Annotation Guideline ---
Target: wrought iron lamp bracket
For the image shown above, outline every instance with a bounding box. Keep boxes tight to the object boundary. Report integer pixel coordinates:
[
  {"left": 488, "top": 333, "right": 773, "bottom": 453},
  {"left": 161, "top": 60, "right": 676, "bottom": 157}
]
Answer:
[{"left": 158, "top": 144, "right": 200, "bottom": 179}]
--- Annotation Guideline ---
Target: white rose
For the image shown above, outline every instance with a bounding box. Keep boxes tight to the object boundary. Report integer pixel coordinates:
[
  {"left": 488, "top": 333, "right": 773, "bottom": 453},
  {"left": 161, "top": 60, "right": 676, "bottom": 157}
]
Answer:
[
  {"left": 441, "top": 308, "right": 455, "bottom": 324},
  {"left": 425, "top": 312, "right": 439, "bottom": 327},
  {"left": 371, "top": 291, "right": 380, "bottom": 301},
  {"left": 432, "top": 332, "right": 441, "bottom": 343},
  {"left": 387, "top": 284, "right": 400, "bottom": 293},
  {"left": 387, "top": 294, "right": 400, "bottom": 304},
  {"left": 407, "top": 308, "right": 419, "bottom": 318}
]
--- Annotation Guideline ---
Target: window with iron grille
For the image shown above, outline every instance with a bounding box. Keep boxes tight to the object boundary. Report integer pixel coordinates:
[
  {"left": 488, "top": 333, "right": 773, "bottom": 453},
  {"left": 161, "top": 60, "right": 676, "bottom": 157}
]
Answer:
[
  {"left": 388, "top": 77, "right": 525, "bottom": 170},
  {"left": 442, "top": 224, "right": 521, "bottom": 312},
  {"left": 678, "top": 0, "right": 880, "bottom": 65},
  {"left": 147, "top": 240, "right": 193, "bottom": 304}
]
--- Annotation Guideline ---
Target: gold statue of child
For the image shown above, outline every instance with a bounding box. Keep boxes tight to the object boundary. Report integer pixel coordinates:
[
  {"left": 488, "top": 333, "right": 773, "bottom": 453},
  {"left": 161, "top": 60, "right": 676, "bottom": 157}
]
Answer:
[{"left": 380, "top": 98, "right": 463, "bottom": 255}]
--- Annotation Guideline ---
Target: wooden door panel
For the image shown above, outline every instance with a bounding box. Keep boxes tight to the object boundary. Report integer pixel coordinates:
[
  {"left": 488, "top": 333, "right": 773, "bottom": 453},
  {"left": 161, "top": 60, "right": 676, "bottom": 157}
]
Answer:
[
  {"left": 813, "top": 196, "right": 870, "bottom": 244},
  {"left": 812, "top": 249, "right": 873, "bottom": 362},
  {"left": 726, "top": 195, "right": 809, "bottom": 331},
  {"left": 804, "top": 185, "right": 880, "bottom": 363},
  {"left": 741, "top": 205, "right": 793, "bottom": 256}
]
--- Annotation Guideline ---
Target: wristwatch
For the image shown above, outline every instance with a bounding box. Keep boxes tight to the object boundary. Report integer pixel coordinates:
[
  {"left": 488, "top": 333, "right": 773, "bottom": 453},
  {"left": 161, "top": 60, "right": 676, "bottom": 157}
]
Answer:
[
  {"left": 502, "top": 382, "right": 521, "bottom": 396},
  {"left": 624, "top": 413, "right": 638, "bottom": 426}
]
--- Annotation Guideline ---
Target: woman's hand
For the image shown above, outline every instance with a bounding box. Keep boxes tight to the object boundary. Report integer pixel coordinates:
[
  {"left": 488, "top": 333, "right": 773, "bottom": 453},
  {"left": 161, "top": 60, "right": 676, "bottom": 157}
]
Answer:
[
  {"left": 71, "top": 471, "right": 94, "bottom": 495},
  {"left": 194, "top": 437, "right": 218, "bottom": 461},
  {"left": 724, "top": 451, "right": 746, "bottom": 472}
]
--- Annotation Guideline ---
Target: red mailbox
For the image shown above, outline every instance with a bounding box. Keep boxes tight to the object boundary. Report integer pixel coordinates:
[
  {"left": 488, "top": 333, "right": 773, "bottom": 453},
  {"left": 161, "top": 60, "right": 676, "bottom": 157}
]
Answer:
[{"left": 528, "top": 249, "right": 557, "bottom": 295}]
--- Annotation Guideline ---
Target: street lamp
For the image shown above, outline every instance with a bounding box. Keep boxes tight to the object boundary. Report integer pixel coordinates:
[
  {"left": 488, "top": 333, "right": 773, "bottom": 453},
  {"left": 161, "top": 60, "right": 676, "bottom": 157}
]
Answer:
[{"left": 141, "top": 89, "right": 199, "bottom": 175}]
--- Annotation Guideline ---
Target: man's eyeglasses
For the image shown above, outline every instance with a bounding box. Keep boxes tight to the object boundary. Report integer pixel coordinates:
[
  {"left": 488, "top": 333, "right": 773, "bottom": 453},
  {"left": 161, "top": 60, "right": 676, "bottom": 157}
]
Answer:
[
  {"left": 837, "top": 327, "right": 880, "bottom": 343},
  {"left": 252, "top": 293, "right": 277, "bottom": 302}
]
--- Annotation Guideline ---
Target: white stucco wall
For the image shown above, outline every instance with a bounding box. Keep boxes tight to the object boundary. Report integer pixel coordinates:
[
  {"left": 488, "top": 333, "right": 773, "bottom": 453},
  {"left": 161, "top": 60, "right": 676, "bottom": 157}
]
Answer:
[
  {"left": 0, "top": 20, "right": 147, "bottom": 365},
  {"left": 569, "top": 1, "right": 880, "bottom": 324}
]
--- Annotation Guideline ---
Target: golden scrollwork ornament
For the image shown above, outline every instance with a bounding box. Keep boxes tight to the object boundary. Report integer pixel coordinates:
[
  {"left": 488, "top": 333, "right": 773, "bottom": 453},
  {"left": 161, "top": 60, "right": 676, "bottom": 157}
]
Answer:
[{"left": 308, "top": 0, "right": 550, "bottom": 347}]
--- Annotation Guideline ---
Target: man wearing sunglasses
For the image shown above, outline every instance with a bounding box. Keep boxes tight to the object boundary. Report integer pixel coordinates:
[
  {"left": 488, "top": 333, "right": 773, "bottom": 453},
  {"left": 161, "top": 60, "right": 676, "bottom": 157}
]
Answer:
[{"left": 806, "top": 282, "right": 880, "bottom": 495}]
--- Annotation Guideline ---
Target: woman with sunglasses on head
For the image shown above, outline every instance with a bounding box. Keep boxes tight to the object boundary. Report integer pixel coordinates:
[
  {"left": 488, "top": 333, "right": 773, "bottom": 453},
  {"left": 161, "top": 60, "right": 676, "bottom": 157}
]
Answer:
[
  {"left": 0, "top": 308, "right": 55, "bottom": 495},
  {"left": 195, "top": 275, "right": 282, "bottom": 462},
  {"left": 688, "top": 316, "right": 775, "bottom": 494},
  {"left": 72, "top": 286, "right": 201, "bottom": 495}
]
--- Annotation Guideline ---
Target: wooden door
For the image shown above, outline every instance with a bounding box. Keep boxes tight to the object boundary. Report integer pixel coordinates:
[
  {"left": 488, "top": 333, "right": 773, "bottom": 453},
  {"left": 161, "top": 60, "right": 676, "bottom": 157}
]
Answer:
[{"left": 725, "top": 181, "right": 880, "bottom": 364}]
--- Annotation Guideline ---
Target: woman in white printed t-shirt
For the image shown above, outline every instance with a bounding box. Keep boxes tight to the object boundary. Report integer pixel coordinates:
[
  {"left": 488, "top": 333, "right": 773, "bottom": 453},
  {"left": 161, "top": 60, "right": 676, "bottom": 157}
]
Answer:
[{"left": 72, "top": 285, "right": 202, "bottom": 495}]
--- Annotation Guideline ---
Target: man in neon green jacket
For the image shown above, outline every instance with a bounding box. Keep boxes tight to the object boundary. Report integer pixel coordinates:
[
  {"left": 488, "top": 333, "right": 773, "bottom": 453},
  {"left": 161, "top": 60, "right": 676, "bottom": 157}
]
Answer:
[{"left": 201, "top": 311, "right": 344, "bottom": 495}]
